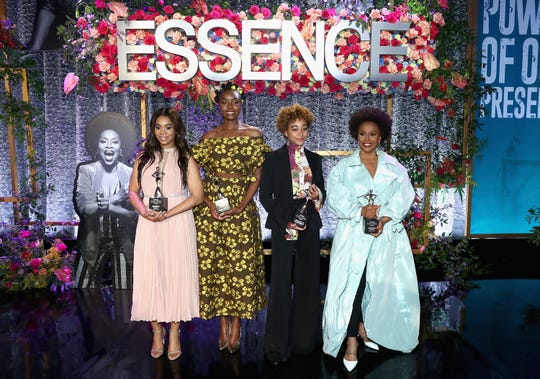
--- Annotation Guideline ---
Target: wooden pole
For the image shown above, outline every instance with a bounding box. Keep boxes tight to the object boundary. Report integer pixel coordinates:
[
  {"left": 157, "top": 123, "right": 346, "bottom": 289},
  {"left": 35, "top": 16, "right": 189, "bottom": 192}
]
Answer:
[
  {"left": 0, "top": 0, "right": 6, "bottom": 19},
  {"left": 141, "top": 93, "right": 147, "bottom": 138},
  {"left": 4, "top": 72, "right": 20, "bottom": 222},
  {"left": 464, "top": 1, "right": 479, "bottom": 236}
]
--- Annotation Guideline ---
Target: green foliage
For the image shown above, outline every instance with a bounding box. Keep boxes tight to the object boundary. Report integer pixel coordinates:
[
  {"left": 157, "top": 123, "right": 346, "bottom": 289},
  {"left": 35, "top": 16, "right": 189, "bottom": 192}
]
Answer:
[
  {"left": 526, "top": 207, "right": 540, "bottom": 247},
  {"left": 414, "top": 237, "right": 490, "bottom": 300},
  {"left": 1, "top": 19, "right": 50, "bottom": 222}
]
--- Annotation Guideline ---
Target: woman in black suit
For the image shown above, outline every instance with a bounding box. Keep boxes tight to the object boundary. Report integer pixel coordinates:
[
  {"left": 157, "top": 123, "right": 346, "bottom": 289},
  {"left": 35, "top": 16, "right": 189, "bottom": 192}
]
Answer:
[{"left": 259, "top": 104, "right": 326, "bottom": 364}]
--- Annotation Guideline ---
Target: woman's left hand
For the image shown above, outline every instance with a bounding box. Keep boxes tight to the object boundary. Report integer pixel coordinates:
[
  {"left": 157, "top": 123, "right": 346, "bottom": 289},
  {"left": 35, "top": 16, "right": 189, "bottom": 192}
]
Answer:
[
  {"left": 217, "top": 206, "right": 242, "bottom": 220},
  {"left": 145, "top": 210, "right": 167, "bottom": 222},
  {"left": 370, "top": 216, "right": 391, "bottom": 237},
  {"left": 307, "top": 184, "right": 319, "bottom": 201}
]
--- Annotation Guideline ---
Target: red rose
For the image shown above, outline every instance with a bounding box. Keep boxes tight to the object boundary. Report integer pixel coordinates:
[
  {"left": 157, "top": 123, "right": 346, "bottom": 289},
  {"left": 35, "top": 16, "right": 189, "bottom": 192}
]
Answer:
[{"left": 97, "top": 21, "right": 109, "bottom": 36}]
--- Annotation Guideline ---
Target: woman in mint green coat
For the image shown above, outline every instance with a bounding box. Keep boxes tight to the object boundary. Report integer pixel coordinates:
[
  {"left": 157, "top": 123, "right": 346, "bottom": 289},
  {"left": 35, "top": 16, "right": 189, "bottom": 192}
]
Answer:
[{"left": 322, "top": 107, "right": 420, "bottom": 372}]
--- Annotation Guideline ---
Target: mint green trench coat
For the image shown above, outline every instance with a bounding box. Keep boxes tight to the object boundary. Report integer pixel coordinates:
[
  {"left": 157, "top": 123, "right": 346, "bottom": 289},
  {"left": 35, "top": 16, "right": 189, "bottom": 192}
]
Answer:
[{"left": 322, "top": 149, "right": 420, "bottom": 356}]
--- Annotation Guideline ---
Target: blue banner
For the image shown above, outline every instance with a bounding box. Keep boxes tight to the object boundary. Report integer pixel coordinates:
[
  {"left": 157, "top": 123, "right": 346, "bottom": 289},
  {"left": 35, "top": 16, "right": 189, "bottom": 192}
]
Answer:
[{"left": 471, "top": 0, "right": 540, "bottom": 235}]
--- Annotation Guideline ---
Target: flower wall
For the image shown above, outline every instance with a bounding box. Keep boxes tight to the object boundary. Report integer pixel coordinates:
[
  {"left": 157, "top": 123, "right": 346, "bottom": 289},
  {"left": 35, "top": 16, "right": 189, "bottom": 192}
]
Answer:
[{"left": 59, "top": 0, "right": 467, "bottom": 115}]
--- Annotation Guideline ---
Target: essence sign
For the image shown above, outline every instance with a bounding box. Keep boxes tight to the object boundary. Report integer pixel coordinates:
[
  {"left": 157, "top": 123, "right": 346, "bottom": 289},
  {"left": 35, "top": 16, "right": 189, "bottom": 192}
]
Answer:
[{"left": 116, "top": 19, "right": 410, "bottom": 84}]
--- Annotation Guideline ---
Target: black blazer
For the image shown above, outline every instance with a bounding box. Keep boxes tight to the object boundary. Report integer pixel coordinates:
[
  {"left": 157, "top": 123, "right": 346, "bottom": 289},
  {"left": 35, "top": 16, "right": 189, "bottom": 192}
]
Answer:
[{"left": 259, "top": 144, "right": 326, "bottom": 233}]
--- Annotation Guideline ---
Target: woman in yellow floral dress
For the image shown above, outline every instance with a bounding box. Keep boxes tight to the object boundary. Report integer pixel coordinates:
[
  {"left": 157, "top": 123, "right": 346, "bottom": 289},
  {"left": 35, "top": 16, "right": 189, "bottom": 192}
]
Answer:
[{"left": 192, "top": 82, "right": 271, "bottom": 354}]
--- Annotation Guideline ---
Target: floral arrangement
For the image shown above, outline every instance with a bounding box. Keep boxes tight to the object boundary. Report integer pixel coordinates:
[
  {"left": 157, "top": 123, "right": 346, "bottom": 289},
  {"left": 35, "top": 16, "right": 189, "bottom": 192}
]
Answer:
[
  {"left": 58, "top": 0, "right": 467, "bottom": 113},
  {"left": 402, "top": 194, "right": 434, "bottom": 253},
  {"left": 431, "top": 135, "right": 472, "bottom": 194},
  {"left": 414, "top": 237, "right": 488, "bottom": 300},
  {"left": 0, "top": 18, "right": 19, "bottom": 53},
  {"left": 0, "top": 223, "right": 76, "bottom": 293}
]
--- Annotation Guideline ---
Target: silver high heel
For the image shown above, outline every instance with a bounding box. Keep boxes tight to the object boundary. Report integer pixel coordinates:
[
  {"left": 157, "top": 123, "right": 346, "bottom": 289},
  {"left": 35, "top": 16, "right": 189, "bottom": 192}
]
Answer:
[
  {"left": 150, "top": 326, "right": 165, "bottom": 359},
  {"left": 168, "top": 329, "right": 182, "bottom": 360}
]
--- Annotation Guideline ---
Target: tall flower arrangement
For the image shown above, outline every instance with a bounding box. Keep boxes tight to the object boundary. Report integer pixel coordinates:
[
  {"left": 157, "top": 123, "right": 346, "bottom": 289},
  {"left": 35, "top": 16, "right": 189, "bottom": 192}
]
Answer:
[{"left": 58, "top": 1, "right": 466, "bottom": 113}]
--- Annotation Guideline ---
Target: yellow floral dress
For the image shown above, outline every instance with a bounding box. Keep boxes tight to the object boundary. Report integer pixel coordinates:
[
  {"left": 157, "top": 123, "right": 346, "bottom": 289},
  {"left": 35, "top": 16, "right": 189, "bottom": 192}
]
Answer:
[{"left": 192, "top": 136, "right": 271, "bottom": 319}]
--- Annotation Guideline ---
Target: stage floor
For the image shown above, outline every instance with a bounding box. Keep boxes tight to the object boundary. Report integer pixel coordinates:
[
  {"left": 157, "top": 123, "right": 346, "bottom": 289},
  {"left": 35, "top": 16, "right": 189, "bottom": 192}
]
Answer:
[{"left": 1, "top": 278, "right": 539, "bottom": 379}]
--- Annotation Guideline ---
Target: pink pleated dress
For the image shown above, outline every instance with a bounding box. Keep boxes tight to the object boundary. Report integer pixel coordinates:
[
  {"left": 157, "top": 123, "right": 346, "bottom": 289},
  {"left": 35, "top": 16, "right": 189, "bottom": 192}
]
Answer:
[{"left": 131, "top": 149, "right": 199, "bottom": 322}]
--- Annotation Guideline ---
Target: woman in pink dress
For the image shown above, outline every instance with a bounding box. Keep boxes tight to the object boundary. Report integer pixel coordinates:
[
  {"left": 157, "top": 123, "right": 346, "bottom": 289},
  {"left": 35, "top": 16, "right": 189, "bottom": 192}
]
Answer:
[{"left": 128, "top": 108, "right": 204, "bottom": 360}]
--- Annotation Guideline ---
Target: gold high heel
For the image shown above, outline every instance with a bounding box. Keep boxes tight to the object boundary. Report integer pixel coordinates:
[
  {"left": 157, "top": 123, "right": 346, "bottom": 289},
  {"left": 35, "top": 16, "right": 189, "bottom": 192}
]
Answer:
[
  {"left": 168, "top": 329, "right": 182, "bottom": 360},
  {"left": 219, "top": 316, "right": 231, "bottom": 351},
  {"left": 150, "top": 326, "right": 165, "bottom": 359},
  {"left": 228, "top": 318, "right": 241, "bottom": 354}
]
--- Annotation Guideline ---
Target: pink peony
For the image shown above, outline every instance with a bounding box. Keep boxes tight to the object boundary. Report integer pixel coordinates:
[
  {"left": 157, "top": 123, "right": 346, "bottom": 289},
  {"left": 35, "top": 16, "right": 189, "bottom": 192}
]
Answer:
[
  {"left": 422, "top": 53, "right": 440, "bottom": 71},
  {"left": 54, "top": 267, "right": 71, "bottom": 283}
]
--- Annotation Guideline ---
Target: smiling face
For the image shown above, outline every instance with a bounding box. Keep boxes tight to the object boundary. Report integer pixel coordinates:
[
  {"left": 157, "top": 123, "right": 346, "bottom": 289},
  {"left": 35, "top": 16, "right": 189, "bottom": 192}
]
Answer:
[
  {"left": 97, "top": 129, "right": 121, "bottom": 167},
  {"left": 284, "top": 118, "right": 309, "bottom": 147},
  {"left": 357, "top": 121, "right": 381, "bottom": 153},
  {"left": 217, "top": 89, "right": 242, "bottom": 121},
  {"left": 153, "top": 115, "right": 176, "bottom": 149}
]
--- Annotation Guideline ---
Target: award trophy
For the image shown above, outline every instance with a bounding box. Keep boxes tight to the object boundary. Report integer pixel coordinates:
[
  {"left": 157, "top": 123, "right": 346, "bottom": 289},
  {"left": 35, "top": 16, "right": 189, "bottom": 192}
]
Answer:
[
  {"left": 149, "top": 166, "right": 168, "bottom": 212},
  {"left": 213, "top": 177, "right": 231, "bottom": 214},
  {"left": 292, "top": 198, "right": 309, "bottom": 229},
  {"left": 363, "top": 189, "right": 378, "bottom": 234}
]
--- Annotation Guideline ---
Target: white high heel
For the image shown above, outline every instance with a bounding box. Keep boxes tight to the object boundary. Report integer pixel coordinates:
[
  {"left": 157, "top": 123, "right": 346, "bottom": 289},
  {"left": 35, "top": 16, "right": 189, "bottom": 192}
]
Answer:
[
  {"left": 343, "top": 336, "right": 358, "bottom": 372},
  {"left": 364, "top": 340, "right": 379, "bottom": 351},
  {"left": 343, "top": 356, "right": 358, "bottom": 372}
]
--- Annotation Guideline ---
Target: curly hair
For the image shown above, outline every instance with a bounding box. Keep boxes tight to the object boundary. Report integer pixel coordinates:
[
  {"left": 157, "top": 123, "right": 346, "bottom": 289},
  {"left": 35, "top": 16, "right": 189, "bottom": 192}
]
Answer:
[
  {"left": 214, "top": 81, "right": 245, "bottom": 103},
  {"left": 137, "top": 108, "right": 191, "bottom": 188},
  {"left": 348, "top": 107, "right": 392, "bottom": 143},
  {"left": 275, "top": 104, "right": 315, "bottom": 135},
  {"left": 84, "top": 112, "right": 137, "bottom": 162}
]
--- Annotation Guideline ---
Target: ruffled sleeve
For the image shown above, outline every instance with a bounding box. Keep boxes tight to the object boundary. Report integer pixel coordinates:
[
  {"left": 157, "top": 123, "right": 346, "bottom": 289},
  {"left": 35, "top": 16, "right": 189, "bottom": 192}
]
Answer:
[
  {"left": 246, "top": 137, "right": 271, "bottom": 181},
  {"left": 191, "top": 139, "right": 208, "bottom": 167}
]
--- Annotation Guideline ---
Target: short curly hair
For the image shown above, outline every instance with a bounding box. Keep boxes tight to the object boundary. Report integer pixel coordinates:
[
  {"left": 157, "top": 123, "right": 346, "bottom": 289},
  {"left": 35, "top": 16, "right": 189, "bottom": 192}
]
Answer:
[
  {"left": 214, "top": 81, "right": 245, "bottom": 103},
  {"left": 275, "top": 104, "right": 315, "bottom": 135},
  {"left": 348, "top": 107, "right": 392, "bottom": 143}
]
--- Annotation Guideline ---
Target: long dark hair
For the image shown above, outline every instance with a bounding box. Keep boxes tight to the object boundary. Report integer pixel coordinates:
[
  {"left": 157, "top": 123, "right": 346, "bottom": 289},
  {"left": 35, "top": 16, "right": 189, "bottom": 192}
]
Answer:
[{"left": 137, "top": 108, "right": 191, "bottom": 188}]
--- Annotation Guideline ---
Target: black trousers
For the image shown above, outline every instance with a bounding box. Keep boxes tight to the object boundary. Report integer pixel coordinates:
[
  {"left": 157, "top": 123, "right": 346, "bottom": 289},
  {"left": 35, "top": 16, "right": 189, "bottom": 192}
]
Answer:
[
  {"left": 347, "top": 268, "right": 367, "bottom": 337},
  {"left": 264, "top": 226, "right": 321, "bottom": 361}
]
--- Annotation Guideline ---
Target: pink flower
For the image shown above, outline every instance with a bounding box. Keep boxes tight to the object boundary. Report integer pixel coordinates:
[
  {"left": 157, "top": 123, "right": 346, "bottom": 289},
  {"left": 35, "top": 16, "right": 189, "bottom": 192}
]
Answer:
[
  {"left": 249, "top": 5, "right": 260, "bottom": 16},
  {"left": 422, "top": 53, "right": 440, "bottom": 71},
  {"left": 19, "top": 230, "right": 31, "bottom": 238},
  {"left": 107, "top": 2, "right": 129, "bottom": 17},
  {"left": 76, "top": 17, "right": 87, "bottom": 29},
  {"left": 97, "top": 21, "right": 109, "bottom": 36},
  {"left": 95, "top": 0, "right": 106, "bottom": 9},
  {"left": 290, "top": 5, "right": 301, "bottom": 17},
  {"left": 451, "top": 72, "right": 467, "bottom": 88},
  {"left": 63, "top": 73, "right": 79, "bottom": 95},
  {"left": 30, "top": 258, "right": 42, "bottom": 269},
  {"left": 437, "top": 0, "right": 449, "bottom": 9},
  {"left": 261, "top": 7, "right": 272, "bottom": 18},
  {"left": 427, "top": 96, "right": 448, "bottom": 110},
  {"left": 163, "top": 5, "right": 174, "bottom": 15},
  {"left": 54, "top": 239, "right": 68, "bottom": 251},
  {"left": 54, "top": 267, "right": 71, "bottom": 283}
]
